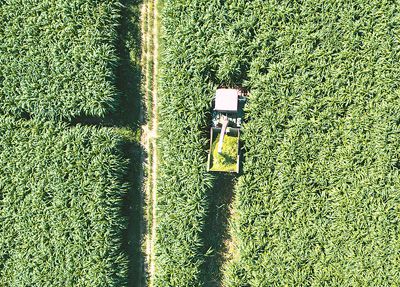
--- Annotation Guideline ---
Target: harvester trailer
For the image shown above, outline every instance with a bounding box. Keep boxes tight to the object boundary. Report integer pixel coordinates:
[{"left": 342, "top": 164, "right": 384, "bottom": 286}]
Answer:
[{"left": 207, "top": 88, "right": 246, "bottom": 173}]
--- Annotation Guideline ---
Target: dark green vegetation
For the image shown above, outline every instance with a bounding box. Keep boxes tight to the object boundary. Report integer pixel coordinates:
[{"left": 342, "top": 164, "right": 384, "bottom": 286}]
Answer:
[
  {"left": 0, "top": 0, "right": 143, "bottom": 286},
  {"left": 202, "top": 175, "right": 235, "bottom": 287},
  {"left": 160, "top": 0, "right": 400, "bottom": 286},
  {"left": 0, "top": 117, "right": 128, "bottom": 286},
  {"left": 0, "top": 0, "right": 121, "bottom": 119},
  {"left": 114, "top": 1, "right": 143, "bottom": 286},
  {"left": 115, "top": 0, "right": 142, "bottom": 131}
]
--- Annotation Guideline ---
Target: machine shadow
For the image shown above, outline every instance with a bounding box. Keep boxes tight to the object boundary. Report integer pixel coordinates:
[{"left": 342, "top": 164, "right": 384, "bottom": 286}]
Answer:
[
  {"left": 116, "top": 1, "right": 145, "bottom": 286},
  {"left": 202, "top": 174, "right": 236, "bottom": 287},
  {"left": 121, "top": 142, "right": 147, "bottom": 287}
]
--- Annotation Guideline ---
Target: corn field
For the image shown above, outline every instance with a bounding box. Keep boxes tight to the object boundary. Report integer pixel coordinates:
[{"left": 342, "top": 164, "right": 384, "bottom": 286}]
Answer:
[
  {"left": 0, "top": 117, "right": 129, "bottom": 286},
  {"left": 155, "top": 0, "right": 252, "bottom": 285},
  {"left": 224, "top": 1, "right": 400, "bottom": 286},
  {"left": 0, "top": 0, "right": 122, "bottom": 119},
  {"left": 0, "top": 1, "right": 135, "bottom": 286},
  {"left": 2, "top": 0, "right": 400, "bottom": 286},
  {"left": 157, "top": 0, "right": 400, "bottom": 286}
]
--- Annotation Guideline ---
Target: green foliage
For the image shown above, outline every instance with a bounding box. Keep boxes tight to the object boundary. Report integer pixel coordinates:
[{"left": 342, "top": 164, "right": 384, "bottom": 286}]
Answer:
[
  {"left": 0, "top": 1, "right": 141, "bottom": 286},
  {"left": 210, "top": 134, "right": 238, "bottom": 172},
  {"left": 160, "top": 0, "right": 400, "bottom": 285},
  {"left": 156, "top": 0, "right": 264, "bottom": 284},
  {"left": 155, "top": 3, "right": 213, "bottom": 286},
  {"left": 155, "top": 74, "right": 213, "bottom": 286},
  {"left": 0, "top": 0, "right": 122, "bottom": 119},
  {"left": 0, "top": 117, "right": 129, "bottom": 286},
  {"left": 223, "top": 1, "right": 400, "bottom": 286}
]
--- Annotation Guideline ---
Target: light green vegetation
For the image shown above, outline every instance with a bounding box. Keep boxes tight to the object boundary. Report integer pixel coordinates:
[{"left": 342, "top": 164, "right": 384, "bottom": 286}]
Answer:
[
  {"left": 0, "top": 0, "right": 122, "bottom": 119},
  {"left": 156, "top": 0, "right": 252, "bottom": 284},
  {"left": 224, "top": 1, "right": 400, "bottom": 286},
  {"left": 155, "top": 3, "right": 212, "bottom": 286},
  {"left": 156, "top": 0, "right": 257, "bottom": 285},
  {"left": 159, "top": 0, "right": 400, "bottom": 286},
  {"left": 0, "top": 117, "right": 129, "bottom": 286},
  {"left": 210, "top": 134, "right": 238, "bottom": 172},
  {"left": 0, "top": 0, "right": 144, "bottom": 286}
]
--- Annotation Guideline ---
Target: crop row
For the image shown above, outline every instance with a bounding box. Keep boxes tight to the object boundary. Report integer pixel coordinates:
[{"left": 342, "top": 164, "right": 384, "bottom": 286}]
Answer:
[
  {"left": 0, "top": 0, "right": 122, "bottom": 119},
  {"left": 155, "top": 0, "right": 261, "bottom": 285},
  {"left": 155, "top": 1, "right": 214, "bottom": 285}
]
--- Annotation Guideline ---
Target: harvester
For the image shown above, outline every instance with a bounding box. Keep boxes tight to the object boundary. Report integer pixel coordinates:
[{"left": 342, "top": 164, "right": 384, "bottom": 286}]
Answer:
[{"left": 207, "top": 88, "right": 246, "bottom": 173}]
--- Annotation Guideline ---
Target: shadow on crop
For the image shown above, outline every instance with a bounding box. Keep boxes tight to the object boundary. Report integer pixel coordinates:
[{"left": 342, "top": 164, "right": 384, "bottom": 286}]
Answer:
[
  {"left": 113, "top": 0, "right": 143, "bottom": 131},
  {"left": 121, "top": 142, "right": 146, "bottom": 287},
  {"left": 202, "top": 173, "right": 236, "bottom": 287},
  {"left": 70, "top": 0, "right": 143, "bottom": 130},
  {"left": 117, "top": 0, "right": 145, "bottom": 286}
]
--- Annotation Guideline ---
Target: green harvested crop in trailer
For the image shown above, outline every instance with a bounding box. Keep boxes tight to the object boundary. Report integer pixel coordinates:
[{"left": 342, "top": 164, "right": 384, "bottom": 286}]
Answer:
[
  {"left": 0, "top": 117, "right": 129, "bottom": 286},
  {"left": 210, "top": 134, "right": 237, "bottom": 172}
]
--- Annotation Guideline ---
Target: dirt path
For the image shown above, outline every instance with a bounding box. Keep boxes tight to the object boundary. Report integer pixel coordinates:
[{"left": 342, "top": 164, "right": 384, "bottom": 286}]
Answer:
[
  {"left": 149, "top": 0, "right": 159, "bottom": 285},
  {"left": 140, "top": 0, "right": 159, "bottom": 286}
]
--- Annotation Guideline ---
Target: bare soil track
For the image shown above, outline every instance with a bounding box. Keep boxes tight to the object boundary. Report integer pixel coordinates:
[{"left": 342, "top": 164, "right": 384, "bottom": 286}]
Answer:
[{"left": 140, "top": 0, "right": 159, "bottom": 285}]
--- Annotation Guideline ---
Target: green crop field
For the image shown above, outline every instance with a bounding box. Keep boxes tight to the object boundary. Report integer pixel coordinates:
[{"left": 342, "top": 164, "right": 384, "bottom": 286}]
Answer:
[
  {"left": 0, "top": 0, "right": 122, "bottom": 119},
  {"left": 2, "top": 0, "right": 400, "bottom": 286},
  {"left": 0, "top": 0, "right": 142, "bottom": 286},
  {"left": 157, "top": 0, "right": 400, "bottom": 286},
  {"left": 224, "top": 1, "right": 400, "bottom": 286},
  {"left": 156, "top": 0, "right": 251, "bottom": 285},
  {"left": 155, "top": 2, "right": 213, "bottom": 285},
  {"left": 0, "top": 117, "right": 129, "bottom": 286}
]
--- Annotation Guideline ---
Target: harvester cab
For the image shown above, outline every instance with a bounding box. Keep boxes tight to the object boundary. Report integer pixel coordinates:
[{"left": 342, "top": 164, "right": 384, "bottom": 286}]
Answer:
[{"left": 207, "top": 88, "right": 246, "bottom": 173}]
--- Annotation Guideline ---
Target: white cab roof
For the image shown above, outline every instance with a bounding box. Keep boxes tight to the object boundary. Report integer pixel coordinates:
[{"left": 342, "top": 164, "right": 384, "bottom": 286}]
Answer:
[{"left": 215, "top": 89, "right": 239, "bottom": 112}]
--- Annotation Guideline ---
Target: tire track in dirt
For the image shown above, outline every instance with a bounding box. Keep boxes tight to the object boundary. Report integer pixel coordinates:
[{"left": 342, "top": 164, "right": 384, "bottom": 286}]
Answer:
[
  {"left": 140, "top": 0, "right": 158, "bottom": 286},
  {"left": 149, "top": 0, "right": 159, "bottom": 285}
]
